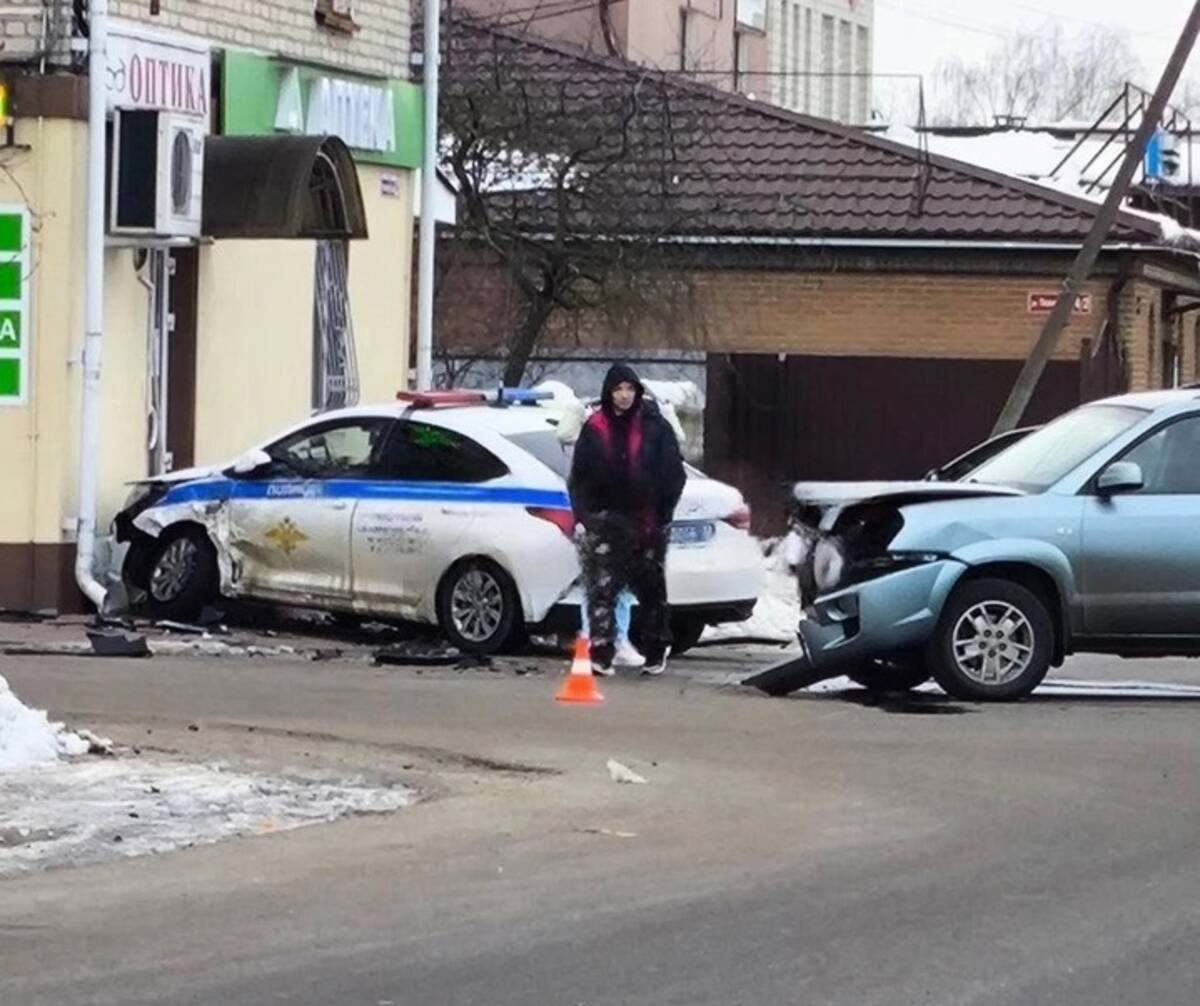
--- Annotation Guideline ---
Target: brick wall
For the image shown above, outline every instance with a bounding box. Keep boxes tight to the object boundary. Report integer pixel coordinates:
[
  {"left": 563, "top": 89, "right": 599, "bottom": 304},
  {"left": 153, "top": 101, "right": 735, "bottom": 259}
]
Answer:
[
  {"left": 433, "top": 247, "right": 1182, "bottom": 392},
  {"left": 1, "top": 3, "right": 73, "bottom": 67},
  {"left": 2, "top": 0, "right": 410, "bottom": 79},
  {"left": 692, "top": 271, "right": 1108, "bottom": 361},
  {"left": 1181, "top": 308, "right": 1200, "bottom": 384}
]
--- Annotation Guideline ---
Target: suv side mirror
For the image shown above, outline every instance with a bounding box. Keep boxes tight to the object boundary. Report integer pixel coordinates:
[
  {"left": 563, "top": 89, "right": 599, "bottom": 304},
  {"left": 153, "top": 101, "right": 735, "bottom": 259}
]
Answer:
[
  {"left": 230, "top": 448, "right": 273, "bottom": 477},
  {"left": 1097, "top": 461, "right": 1144, "bottom": 496}
]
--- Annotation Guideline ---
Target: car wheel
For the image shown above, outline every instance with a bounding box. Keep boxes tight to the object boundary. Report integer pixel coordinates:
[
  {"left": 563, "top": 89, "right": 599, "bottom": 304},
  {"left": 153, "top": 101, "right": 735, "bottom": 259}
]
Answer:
[
  {"left": 144, "top": 527, "right": 218, "bottom": 621},
  {"left": 670, "top": 616, "right": 707, "bottom": 656},
  {"left": 926, "top": 577, "right": 1053, "bottom": 701},
  {"left": 846, "top": 659, "right": 930, "bottom": 693},
  {"left": 437, "top": 559, "right": 523, "bottom": 655}
]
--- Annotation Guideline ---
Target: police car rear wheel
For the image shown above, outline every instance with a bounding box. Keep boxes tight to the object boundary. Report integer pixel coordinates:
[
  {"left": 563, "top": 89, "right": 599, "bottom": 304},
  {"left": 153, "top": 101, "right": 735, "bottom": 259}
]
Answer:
[{"left": 438, "top": 559, "right": 523, "bottom": 655}]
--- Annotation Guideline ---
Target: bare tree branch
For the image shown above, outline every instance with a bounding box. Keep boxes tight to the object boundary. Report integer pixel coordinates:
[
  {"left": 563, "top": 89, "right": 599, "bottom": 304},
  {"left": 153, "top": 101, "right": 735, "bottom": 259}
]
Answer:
[
  {"left": 931, "top": 23, "right": 1141, "bottom": 126},
  {"left": 436, "top": 18, "right": 717, "bottom": 385}
]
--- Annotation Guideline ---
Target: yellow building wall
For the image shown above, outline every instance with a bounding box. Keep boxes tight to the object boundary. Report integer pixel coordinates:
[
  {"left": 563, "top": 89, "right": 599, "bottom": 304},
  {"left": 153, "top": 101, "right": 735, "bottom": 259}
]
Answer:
[
  {"left": 0, "top": 118, "right": 85, "bottom": 549},
  {"left": 0, "top": 117, "right": 152, "bottom": 551},
  {"left": 191, "top": 166, "right": 415, "bottom": 466},
  {"left": 193, "top": 239, "right": 317, "bottom": 465},
  {"left": 95, "top": 250, "right": 152, "bottom": 525},
  {"left": 351, "top": 165, "right": 413, "bottom": 404},
  {"left": 1, "top": 121, "right": 414, "bottom": 609}
]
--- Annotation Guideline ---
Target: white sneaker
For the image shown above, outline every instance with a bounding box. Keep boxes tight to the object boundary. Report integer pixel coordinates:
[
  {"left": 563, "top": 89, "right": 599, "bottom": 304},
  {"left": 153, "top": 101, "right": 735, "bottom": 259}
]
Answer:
[
  {"left": 614, "top": 640, "right": 646, "bottom": 668},
  {"left": 642, "top": 648, "right": 671, "bottom": 676},
  {"left": 593, "top": 661, "right": 615, "bottom": 677}
]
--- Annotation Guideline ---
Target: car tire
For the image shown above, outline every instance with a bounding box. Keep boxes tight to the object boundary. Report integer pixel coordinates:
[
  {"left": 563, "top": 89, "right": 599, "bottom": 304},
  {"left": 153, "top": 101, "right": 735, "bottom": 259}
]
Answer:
[
  {"left": 926, "top": 577, "right": 1053, "bottom": 701},
  {"left": 143, "top": 526, "right": 218, "bottom": 622},
  {"left": 846, "top": 659, "right": 930, "bottom": 693},
  {"left": 669, "top": 615, "right": 707, "bottom": 656},
  {"left": 437, "top": 558, "right": 523, "bottom": 655}
]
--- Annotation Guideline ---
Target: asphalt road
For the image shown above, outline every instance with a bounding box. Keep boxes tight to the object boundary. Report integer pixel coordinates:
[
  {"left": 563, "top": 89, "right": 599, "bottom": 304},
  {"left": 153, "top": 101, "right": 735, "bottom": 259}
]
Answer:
[{"left": 4, "top": 648, "right": 1200, "bottom": 1005}]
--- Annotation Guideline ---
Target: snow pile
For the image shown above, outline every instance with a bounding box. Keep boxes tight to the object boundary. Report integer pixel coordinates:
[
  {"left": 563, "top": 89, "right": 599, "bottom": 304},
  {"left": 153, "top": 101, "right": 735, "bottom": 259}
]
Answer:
[
  {"left": 882, "top": 124, "right": 1200, "bottom": 250},
  {"left": 0, "top": 674, "right": 89, "bottom": 771},
  {"left": 0, "top": 759, "right": 415, "bottom": 876},
  {"left": 702, "top": 540, "right": 800, "bottom": 646},
  {"left": 535, "top": 378, "right": 689, "bottom": 447},
  {"left": 641, "top": 379, "right": 703, "bottom": 411}
]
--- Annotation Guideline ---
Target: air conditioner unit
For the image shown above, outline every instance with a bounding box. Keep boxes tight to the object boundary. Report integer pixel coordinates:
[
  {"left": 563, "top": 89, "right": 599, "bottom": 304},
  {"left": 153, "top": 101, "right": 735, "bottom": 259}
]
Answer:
[{"left": 109, "top": 109, "right": 205, "bottom": 238}]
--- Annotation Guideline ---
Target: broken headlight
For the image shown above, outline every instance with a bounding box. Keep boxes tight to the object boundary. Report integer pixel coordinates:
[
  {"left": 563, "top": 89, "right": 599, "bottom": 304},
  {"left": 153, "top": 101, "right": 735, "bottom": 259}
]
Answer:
[{"left": 121, "top": 483, "right": 155, "bottom": 512}]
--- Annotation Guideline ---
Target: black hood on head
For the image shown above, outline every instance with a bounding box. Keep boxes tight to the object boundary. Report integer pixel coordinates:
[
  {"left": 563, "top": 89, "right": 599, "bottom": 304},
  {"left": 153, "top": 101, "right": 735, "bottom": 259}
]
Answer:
[{"left": 601, "top": 362, "right": 645, "bottom": 415}]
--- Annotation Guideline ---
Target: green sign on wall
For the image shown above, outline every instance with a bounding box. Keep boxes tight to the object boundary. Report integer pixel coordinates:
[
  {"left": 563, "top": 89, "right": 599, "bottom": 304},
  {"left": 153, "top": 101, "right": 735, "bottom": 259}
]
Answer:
[
  {"left": 0, "top": 206, "right": 28, "bottom": 406},
  {"left": 221, "top": 51, "right": 423, "bottom": 169}
]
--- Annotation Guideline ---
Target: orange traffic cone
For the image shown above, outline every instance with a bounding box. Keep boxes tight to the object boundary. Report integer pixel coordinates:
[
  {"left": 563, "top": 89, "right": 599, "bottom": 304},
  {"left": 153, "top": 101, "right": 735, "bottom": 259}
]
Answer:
[{"left": 555, "top": 635, "right": 605, "bottom": 705}]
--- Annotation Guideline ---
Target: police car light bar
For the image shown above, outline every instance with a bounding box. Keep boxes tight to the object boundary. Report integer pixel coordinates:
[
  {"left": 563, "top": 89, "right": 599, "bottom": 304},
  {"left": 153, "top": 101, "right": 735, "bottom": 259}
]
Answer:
[
  {"left": 491, "top": 387, "right": 554, "bottom": 407},
  {"left": 396, "top": 390, "right": 489, "bottom": 407}
]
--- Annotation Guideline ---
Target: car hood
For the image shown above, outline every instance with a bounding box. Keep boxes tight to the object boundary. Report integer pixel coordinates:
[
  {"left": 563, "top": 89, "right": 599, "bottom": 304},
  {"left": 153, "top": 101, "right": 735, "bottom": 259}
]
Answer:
[
  {"left": 131, "top": 463, "right": 223, "bottom": 488},
  {"left": 792, "top": 480, "right": 1023, "bottom": 511}
]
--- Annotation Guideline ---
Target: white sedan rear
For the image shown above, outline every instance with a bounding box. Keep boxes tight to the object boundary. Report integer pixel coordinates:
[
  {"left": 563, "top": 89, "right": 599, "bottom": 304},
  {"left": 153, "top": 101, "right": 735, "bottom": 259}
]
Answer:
[{"left": 113, "top": 394, "right": 763, "bottom": 653}]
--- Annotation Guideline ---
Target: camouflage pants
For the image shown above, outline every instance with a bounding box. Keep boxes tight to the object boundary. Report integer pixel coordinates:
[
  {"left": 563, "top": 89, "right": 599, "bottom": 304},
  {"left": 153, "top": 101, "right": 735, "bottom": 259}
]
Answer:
[{"left": 578, "top": 512, "right": 671, "bottom": 667}]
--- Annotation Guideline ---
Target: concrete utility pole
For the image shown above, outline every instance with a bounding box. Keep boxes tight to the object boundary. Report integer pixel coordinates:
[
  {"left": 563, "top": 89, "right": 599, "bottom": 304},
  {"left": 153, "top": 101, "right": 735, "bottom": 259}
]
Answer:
[
  {"left": 992, "top": 1, "right": 1200, "bottom": 436},
  {"left": 416, "top": 0, "right": 440, "bottom": 390}
]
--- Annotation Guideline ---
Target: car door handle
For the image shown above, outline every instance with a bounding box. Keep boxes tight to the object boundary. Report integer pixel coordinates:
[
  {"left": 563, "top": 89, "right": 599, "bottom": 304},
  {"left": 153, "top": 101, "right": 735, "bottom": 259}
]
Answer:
[
  {"left": 441, "top": 507, "right": 472, "bottom": 517},
  {"left": 327, "top": 501, "right": 350, "bottom": 511}
]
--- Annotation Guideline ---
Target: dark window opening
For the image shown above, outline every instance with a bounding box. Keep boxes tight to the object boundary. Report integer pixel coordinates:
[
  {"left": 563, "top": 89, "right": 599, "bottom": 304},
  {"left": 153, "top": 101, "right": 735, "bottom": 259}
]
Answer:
[
  {"left": 306, "top": 151, "right": 351, "bottom": 235},
  {"left": 312, "top": 240, "right": 358, "bottom": 412}
]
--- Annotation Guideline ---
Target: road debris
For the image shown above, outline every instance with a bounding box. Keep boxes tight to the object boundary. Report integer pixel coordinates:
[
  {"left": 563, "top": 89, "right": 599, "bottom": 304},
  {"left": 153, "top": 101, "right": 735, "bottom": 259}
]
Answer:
[
  {"left": 606, "top": 759, "right": 648, "bottom": 785},
  {"left": 579, "top": 827, "right": 638, "bottom": 839},
  {"left": 85, "top": 630, "right": 151, "bottom": 658},
  {"left": 374, "top": 643, "right": 462, "bottom": 667}
]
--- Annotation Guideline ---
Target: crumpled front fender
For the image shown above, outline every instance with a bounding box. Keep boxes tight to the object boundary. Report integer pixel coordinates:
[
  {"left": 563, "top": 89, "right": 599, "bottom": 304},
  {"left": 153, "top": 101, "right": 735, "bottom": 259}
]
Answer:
[
  {"left": 950, "top": 538, "right": 1078, "bottom": 638},
  {"left": 131, "top": 501, "right": 243, "bottom": 598}
]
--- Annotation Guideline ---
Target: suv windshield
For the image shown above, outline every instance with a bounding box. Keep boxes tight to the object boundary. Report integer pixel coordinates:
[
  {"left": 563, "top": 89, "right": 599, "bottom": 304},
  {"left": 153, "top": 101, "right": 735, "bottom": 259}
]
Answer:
[{"left": 967, "top": 404, "right": 1147, "bottom": 492}]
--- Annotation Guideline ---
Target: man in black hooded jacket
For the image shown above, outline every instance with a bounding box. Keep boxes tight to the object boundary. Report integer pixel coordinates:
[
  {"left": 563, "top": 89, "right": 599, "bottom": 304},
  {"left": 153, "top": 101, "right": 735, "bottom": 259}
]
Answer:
[{"left": 568, "top": 363, "right": 686, "bottom": 674}]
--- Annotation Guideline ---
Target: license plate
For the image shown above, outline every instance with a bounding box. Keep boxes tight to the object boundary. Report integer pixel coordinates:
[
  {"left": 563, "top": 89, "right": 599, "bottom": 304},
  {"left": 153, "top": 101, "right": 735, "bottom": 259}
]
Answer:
[{"left": 670, "top": 521, "right": 715, "bottom": 546}]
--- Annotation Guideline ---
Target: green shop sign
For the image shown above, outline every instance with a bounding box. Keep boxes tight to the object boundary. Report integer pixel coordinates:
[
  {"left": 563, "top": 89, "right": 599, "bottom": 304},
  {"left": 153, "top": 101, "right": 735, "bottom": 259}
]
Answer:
[
  {"left": 221, "top": 51, "right": 422, "bottom": 169},
  {"left": 0, "top": 206, "right": 29, "bottom": 406}
]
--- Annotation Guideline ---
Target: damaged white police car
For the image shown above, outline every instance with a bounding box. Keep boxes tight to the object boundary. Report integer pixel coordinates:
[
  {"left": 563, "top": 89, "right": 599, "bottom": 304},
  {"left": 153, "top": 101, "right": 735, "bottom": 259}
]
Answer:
[{"left": 113, "top": 389, "right": 762, "bottom": 654}]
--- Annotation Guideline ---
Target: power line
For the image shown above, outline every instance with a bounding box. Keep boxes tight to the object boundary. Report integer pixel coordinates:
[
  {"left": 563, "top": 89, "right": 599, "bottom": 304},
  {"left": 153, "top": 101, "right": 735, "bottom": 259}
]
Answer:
[
  {"left": 874, "top": 0, "right": 1011, "bottom": 40},
  {"left": 990, "top": 0, "right": 1175, "bottom": 42},
  {"left": 487, "top": 0, "right": 599, "bottom": 27}
]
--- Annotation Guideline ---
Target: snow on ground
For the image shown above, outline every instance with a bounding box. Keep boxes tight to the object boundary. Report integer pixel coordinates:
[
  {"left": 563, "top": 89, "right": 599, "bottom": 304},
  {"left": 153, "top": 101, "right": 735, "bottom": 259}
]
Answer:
[
  {"left": 0, "top": 758, "right": 414, "bottom": 877},
  {"left": 1, "top": 672, "right": 413, "bottom": 876},
  {"left": 702, "top": 540, "right": 799, "bottom": 646},
  {"left": 0, "top": 673, "right": 90, "bottom": 770}
]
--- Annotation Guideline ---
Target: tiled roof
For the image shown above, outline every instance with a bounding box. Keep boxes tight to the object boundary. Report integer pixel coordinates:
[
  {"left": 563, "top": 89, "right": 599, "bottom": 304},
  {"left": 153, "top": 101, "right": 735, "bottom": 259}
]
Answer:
[{"left": 438, "top": 16, "right": 1163, "bottom": 245}]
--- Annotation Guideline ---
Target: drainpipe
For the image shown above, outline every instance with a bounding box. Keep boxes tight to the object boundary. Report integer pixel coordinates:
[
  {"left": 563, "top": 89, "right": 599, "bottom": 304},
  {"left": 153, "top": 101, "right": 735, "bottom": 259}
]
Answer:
[
  {"left": 75, "top": 0, "right": 109, "bottom": 611},
  {"left": 415, "top": 0, "right": 439, "bottom": 390}
]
